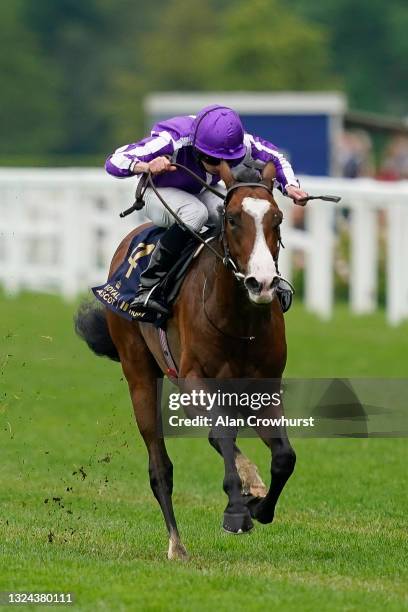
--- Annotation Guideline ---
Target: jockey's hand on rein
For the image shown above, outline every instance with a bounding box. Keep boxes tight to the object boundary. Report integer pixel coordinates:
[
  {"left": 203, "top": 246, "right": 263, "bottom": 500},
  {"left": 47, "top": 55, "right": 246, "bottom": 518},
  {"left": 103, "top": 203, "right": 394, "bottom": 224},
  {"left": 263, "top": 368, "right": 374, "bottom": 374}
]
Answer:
[
  {"left": 147, "top": 156, "right": 177, "bottom": 175},
  {"left": 286, "top": 185, "right": 309, "bottom": 206}
]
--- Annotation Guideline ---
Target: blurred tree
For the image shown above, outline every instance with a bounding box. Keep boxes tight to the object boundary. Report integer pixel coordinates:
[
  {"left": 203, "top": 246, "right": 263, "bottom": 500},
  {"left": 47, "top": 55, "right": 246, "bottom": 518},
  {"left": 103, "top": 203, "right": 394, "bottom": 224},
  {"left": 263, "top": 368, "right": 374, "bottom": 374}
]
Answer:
[
  {"left": 3, "top": 0, "right": 404, "bottom": 163},
  {"left": 22, "top": 0, "right": 166, "bottom": 155},
  {"left": 0, "top": 1, "right": 63, "bottom": 155},
  {"left": 144, "top": 0, "right": 336, "bottom": 91},
  {"left": 200, "top": 0, "right": 336, "bottom": 90},
  {"left": 383, "top": 0, "right": 408, "bottom": 115},
  {"left": 99, "top": 0, "right": 167, "bottom": 146},
  {"left": 291, "top": 0, "right": 408, "bottom": 114},
  {"left": 142, "top": 0, "right": 218, "bottom": 90},
  {"left": 23, "top": 0, "right": 122, "bottom": 154}
]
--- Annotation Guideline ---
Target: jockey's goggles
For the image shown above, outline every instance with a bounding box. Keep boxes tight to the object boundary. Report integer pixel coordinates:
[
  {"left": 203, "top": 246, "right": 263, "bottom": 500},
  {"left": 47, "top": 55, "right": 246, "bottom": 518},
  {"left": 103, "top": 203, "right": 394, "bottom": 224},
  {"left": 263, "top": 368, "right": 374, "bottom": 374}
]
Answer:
[{"left": 195, "top": 150, "right": 243, "bottom": 168}]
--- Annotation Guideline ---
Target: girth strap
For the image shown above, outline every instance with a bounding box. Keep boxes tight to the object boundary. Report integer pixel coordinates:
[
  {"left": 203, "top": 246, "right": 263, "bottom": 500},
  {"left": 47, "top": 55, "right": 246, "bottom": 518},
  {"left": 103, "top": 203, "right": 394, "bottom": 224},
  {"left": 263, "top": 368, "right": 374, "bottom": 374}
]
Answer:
[{"left": 158, "top": 328, "right": 179, "bottom": 380}]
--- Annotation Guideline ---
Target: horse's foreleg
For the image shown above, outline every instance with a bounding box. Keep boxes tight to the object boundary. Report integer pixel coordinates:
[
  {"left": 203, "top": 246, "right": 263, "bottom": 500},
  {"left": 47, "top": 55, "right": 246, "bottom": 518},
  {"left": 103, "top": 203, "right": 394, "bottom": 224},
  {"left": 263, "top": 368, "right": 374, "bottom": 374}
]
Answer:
[
  {"left": 249, "top": 433, "right": 296, "bottom": 524},
  {"left": 180, "top": 367, "right": 253, "bottom": 533},
  {"left": 209, "top": 429, "right": 254, "bottom": 533},
  {"left": 235, "top": 452, "right": 268, "bottom": 497},
  {"left": 248, "top": 424, "right": 296, "bottom": 525},
  {"left": 209, "top": 436, "right": 267, "bottom": 498},
  {"left": 244, "top": 390, "right": 296, "bottom": 525}
]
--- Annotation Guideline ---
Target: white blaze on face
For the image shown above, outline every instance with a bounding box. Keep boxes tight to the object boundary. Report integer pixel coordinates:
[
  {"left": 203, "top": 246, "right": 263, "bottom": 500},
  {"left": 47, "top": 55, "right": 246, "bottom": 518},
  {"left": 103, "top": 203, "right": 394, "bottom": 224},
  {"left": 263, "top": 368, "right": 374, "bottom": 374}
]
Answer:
[{"left": 242, "top": 196, "right": 277, "bottom": 303}]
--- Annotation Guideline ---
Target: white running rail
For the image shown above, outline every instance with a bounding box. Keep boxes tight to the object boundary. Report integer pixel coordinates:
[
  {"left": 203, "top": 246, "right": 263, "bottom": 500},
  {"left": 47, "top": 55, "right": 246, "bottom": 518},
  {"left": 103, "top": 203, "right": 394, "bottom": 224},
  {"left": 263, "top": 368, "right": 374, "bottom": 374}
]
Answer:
[{"left": 0, "top": 169, "right": 407, "bottom": 325}]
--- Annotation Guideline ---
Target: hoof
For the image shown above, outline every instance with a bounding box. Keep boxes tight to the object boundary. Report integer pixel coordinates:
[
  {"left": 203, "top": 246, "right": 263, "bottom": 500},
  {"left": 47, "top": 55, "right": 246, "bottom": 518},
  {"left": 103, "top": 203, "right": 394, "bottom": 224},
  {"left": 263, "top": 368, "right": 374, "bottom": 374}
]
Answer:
[
  {"left": 246, "top": 497, "right": 275, "bottom": 524},
  {"left": 223, "top": 510, "right": 253, "bottom": 534},
  {"left": 167, "top": 537, "right": 188, "bottom": 560}
]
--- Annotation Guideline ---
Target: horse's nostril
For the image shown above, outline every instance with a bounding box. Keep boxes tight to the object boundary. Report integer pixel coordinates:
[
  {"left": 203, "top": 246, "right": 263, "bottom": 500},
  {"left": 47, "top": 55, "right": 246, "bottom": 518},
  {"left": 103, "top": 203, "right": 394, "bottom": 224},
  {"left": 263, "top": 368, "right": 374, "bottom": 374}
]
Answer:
[{"left": 244, "top": 276, "right": 262, "bottom": 294}]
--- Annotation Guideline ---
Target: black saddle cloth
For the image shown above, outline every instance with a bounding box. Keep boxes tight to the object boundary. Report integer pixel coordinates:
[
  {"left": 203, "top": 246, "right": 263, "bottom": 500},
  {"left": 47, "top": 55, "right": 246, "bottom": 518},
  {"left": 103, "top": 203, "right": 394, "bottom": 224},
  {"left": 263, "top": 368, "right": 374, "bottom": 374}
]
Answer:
[{"left": 92, "top": 225, "right": 215, "bottom": 324}]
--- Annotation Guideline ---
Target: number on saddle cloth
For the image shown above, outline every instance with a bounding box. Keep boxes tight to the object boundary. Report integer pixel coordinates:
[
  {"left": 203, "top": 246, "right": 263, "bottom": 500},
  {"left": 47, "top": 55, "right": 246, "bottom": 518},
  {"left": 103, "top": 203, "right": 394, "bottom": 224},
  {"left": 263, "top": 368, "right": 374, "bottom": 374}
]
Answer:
[{"left": 92, "top": 226, "right": 164, "bottom": 321}]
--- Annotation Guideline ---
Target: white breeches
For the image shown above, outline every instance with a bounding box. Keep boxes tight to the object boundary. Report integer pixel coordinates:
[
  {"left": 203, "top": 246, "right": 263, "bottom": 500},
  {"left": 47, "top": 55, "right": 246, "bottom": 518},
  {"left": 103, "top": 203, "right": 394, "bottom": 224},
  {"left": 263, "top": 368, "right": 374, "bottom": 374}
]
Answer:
[{"left": 142, "top": 184, "right": 226, "bottom": 231}]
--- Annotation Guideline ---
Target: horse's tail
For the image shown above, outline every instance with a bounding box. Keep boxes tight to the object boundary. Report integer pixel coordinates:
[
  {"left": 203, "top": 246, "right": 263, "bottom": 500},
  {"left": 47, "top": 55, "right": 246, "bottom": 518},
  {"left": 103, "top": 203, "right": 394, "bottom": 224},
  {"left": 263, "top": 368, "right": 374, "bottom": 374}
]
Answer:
[{"left": 74, "top": 300, "right": 120, "bottom": 362}]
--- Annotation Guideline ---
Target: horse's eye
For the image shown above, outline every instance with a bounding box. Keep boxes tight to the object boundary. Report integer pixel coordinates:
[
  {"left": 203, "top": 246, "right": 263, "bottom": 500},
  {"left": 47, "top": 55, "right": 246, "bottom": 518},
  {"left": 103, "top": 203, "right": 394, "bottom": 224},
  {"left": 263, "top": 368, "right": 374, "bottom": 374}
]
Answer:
[{"left": 227, "top": 216, "right": 236, "bottom": 227}]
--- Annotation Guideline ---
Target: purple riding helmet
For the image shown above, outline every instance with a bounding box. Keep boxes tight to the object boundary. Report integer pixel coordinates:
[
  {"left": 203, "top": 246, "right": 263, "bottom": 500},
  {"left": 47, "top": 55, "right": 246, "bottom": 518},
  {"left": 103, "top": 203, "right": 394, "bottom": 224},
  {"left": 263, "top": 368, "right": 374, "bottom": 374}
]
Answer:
[{"left": 191, "top": 105, "right": 247, "bottom": 160}]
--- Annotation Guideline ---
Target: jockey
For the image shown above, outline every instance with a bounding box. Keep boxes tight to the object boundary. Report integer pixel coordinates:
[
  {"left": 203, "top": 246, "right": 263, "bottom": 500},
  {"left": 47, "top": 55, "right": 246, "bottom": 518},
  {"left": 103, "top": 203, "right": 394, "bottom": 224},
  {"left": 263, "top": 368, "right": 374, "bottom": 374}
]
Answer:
[{"left": 105, "top": 104, "right": 308, "bottom": 316}]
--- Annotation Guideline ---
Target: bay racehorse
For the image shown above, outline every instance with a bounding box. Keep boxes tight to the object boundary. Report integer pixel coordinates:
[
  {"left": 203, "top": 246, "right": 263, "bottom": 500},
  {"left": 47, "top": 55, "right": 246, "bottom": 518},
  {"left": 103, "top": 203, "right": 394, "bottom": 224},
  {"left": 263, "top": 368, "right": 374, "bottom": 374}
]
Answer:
[{"left": 75, "top": 161, "right": 296, "bottom": 559}]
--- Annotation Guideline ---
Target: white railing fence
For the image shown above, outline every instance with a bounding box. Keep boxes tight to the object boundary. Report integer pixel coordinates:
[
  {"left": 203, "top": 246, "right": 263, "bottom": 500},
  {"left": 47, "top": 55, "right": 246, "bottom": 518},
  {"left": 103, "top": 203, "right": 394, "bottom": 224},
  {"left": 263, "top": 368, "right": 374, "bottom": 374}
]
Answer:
[
  {"left": 0, "top": 169, "right": 407, "bottom": 325},
  {"left": 276, "top": 177, "right": 408, "bottom": 325}
]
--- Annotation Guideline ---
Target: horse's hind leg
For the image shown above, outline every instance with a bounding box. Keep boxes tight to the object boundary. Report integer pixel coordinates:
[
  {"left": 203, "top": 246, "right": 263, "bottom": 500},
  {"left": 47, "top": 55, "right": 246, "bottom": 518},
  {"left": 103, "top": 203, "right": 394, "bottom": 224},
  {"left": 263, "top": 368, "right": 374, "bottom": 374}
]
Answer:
[
  {"left": 110, "top": 319, "right": 187, "bottom": 560},
  {"left": 129, "top": 373, "right": 187, "bottom": 559}
]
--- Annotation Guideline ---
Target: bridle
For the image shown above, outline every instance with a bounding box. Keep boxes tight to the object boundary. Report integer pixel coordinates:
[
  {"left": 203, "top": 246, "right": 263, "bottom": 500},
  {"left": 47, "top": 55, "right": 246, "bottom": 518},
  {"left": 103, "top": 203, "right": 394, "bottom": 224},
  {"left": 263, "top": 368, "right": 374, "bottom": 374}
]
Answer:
[
  {"left": 206, "top": 181, "right": 284, "bottom": 342},
  {"left": 221, "top": 181, "right": 284, "bottom": 280}
]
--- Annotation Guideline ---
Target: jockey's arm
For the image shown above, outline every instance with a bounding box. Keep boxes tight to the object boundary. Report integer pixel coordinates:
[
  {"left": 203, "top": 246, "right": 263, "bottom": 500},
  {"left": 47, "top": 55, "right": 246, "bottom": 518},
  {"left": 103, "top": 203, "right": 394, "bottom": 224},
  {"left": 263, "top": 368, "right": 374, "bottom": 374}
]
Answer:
[
  {"left": 105, "top": 133, "right": 176, "bottom": 178},
  {"left": 248, "top": 134, "right": 308, "bottom": 205}
]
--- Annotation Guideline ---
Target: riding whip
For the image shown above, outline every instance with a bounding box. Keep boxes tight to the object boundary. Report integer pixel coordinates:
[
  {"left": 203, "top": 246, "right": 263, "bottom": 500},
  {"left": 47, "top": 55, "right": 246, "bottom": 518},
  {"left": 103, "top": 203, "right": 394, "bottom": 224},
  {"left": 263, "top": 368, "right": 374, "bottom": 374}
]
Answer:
[{"left": 298, "top": 195, "right": 342, "bottom": 204}]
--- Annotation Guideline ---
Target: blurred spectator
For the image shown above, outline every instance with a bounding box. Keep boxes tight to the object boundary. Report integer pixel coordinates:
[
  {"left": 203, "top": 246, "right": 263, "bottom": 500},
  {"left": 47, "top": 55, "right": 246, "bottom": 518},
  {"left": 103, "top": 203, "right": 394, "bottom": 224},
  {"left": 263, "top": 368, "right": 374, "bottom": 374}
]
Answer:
[
  {"left": 377, "top": 135, "right": 408, "bottom": 181},
  {"left": 338, "top": 130, "right": 375, "bottom": 178}
]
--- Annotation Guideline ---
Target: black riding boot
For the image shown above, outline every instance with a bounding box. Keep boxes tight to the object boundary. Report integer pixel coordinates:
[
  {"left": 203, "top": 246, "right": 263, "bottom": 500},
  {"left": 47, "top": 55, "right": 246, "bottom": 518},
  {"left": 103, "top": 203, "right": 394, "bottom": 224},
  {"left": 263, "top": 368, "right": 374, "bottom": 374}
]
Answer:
[{"left": 130, "top": 224, "right": 189, "bottom": 316}]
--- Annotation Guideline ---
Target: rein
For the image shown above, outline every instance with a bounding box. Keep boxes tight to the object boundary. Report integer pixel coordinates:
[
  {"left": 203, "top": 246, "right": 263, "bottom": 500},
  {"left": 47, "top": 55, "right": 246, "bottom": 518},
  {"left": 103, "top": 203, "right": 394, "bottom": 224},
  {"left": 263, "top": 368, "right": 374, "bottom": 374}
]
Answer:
[
  {"left": 120, "top": 164, "right": 226, "bottom": 263},
  {"left": 120, "top": 162, "right": 276, "bottom": 280}
]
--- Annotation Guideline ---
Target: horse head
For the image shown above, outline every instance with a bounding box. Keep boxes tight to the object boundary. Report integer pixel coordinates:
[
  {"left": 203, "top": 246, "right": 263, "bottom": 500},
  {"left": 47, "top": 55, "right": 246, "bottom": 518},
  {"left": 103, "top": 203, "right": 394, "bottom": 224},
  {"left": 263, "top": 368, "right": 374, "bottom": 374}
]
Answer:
[{"left": 219, "top": 161, "right": 283, "bottom": 305}]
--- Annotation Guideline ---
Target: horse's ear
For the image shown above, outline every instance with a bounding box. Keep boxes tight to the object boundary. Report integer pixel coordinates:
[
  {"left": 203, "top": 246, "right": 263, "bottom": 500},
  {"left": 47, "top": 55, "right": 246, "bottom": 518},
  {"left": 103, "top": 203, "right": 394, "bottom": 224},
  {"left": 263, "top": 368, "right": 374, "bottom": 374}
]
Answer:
[
  {"left": 261, "top": 162, "right": 276, "bottom": 189},
  {"left": 219, "top": 160, "right": 235, "bottom": 189}
]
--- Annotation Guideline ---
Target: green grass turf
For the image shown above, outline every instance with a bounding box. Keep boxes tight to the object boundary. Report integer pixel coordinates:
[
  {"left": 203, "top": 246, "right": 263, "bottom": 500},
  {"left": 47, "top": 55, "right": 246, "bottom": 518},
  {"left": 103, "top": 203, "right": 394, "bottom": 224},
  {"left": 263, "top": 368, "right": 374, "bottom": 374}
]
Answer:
[{"left": 0, "top": 292, "right": 407, "bottom": 611}]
